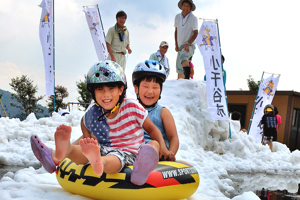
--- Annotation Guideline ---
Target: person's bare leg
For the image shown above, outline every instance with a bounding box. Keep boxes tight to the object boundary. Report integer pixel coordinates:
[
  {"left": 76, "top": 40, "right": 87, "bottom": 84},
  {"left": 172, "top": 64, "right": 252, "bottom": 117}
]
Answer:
[
  {"left": 268, "top": 141, "right": 273, "bottom": 152},
  {"left": 178, "top": 73, "right": 184, "bottom": 79},
  {"left": 52, "top": 125, "right": 72, "bottom": 164},
  {"left": 102, "top": 155, "right": 122, "bottom": 174},
  {"left": 80, "top": 138, "right": 103, "bottom": 176},
  {"left": 147, "top": 140, "right": 160, "bottom": 152}
]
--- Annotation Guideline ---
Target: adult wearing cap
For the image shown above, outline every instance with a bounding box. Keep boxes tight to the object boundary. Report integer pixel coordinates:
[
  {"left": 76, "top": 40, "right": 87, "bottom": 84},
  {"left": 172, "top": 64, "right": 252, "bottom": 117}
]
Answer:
[
  {"left": 175, "top": 0, "right": 198, "bottom": 79},
  {"left": 149, "top": 41, "right": 170, "bottom": 78}
]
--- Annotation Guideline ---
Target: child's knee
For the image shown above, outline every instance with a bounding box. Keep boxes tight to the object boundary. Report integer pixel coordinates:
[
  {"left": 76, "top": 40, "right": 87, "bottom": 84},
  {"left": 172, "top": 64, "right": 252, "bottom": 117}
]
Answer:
[{"left": 147, "top": 140, "right": 160, "bottom": 152}]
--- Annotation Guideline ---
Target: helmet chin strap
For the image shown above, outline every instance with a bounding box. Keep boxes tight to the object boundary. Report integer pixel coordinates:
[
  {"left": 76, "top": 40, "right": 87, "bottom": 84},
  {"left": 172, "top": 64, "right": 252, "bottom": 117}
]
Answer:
[{"left": 95, "top": 102, "right": 120, "bottom": 121}]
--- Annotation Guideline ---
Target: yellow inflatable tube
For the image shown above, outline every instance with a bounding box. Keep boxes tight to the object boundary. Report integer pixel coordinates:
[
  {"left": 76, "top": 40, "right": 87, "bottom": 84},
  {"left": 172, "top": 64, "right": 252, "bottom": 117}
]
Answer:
[{"left": 56, "top": 158, "right": 199, "bottom": 200}]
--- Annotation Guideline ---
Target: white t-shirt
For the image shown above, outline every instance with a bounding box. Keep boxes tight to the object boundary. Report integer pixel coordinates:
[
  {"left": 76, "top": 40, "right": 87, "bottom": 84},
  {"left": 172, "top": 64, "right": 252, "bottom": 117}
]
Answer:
[{"left": 174, "top": 12, "right": 198, "bottom": 47}]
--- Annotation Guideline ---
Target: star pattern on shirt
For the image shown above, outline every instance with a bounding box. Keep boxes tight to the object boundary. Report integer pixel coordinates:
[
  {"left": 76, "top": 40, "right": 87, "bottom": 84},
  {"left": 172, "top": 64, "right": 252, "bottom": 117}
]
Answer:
[{"left": 84, "top": 104, "right": 111, "bottom": 146}]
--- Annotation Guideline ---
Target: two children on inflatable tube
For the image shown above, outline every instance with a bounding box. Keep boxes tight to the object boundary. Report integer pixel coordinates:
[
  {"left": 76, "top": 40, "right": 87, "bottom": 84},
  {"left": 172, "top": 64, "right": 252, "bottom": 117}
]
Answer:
[{"left": 31, "top": 60, "right": 179, "bottom": 186}]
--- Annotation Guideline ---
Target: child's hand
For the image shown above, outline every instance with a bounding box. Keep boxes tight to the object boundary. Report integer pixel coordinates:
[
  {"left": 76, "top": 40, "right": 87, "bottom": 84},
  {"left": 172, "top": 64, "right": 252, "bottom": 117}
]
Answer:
[
  {"left": 167, "top": 151, "right": 176, "bottom": 161},
  {"left": 159, "top": 146, "right": 170, "bottom": 160}
]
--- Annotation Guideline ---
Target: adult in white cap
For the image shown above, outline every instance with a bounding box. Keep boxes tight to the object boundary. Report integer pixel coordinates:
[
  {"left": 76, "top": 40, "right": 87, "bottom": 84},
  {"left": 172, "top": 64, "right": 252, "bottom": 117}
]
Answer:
[
  {"left": 174, "top": 0, "right": 198, "bottom": 79},
  {"left": 149, "top": 41, "right": 170, "bottom": 77}
]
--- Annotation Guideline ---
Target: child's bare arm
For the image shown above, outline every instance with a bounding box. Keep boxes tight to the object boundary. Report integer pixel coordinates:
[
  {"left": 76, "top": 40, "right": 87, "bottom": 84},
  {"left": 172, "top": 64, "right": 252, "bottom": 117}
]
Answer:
[
  {"left": 143, "top": 116, "right": 169, "bottom": 159},
  {"left": 161, "top": 108, "right": 179, "bottom": 159},
  {"left": 190, "top": 67, "right": 194, "bottom": 77}
]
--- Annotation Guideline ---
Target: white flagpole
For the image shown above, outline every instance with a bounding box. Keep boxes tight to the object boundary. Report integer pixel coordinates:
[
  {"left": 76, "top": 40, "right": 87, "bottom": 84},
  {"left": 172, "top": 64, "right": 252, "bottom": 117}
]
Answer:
[
  {"left": 53, "top": 0, "right": 55, "bottom": 112},
  {"left": 96, "top": 4, "right": 105, "bottom": 37}
]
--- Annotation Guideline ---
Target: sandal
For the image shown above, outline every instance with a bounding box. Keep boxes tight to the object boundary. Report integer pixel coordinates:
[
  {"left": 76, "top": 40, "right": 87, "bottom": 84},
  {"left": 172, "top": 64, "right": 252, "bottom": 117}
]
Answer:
[
  {"left": 30, "top": 135, "right": 56, "bottom": 173},
  {"left": 130, "top": 144, "right": 159, "bottom": 185}
]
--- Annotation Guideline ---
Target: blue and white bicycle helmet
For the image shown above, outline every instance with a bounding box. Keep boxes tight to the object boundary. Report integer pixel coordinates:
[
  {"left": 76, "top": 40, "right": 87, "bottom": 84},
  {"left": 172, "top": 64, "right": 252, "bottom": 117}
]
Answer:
[
  {"left": 86, "top": 60, "right": 127, "bottom": 107},
  {"left": 87, "top": 60, "right": 126, "bottom": 88},
  {"left": 132, "top": 60, "right": 166, "bottom": 85}
]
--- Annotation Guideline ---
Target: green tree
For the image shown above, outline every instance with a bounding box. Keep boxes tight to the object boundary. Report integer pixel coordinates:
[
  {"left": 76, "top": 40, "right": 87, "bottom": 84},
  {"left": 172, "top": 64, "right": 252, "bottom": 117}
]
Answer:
[
  {"left": 47, "top": 85, "right": 69, "bottom": 112},
  {"left": 247, "top": 75, "right": 261, "bottom": 91},
  {"left": 9, "top": 75, "right": 44, "bottom": 117},
  {"left": 76, "top": 75, "right": 91, "bottom": 110}
]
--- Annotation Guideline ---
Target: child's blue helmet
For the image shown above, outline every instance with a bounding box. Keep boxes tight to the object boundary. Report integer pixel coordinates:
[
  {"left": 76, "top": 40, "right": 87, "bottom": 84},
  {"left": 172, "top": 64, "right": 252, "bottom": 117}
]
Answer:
[
  {"left": 86, "top": 60, "right": 127, "bottom": 106},
  {"left": 87, "top": 60, "right": 126, "bottom": 90},
  {"left": 132, "top": 60, "right": 166, "bottom": 85}
]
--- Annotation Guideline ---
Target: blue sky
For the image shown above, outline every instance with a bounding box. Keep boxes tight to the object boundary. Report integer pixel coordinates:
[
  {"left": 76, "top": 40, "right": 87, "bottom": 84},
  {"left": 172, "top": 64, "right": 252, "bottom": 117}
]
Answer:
[{"left": 1, "top": 0, "right": 300, "bottom": 106}]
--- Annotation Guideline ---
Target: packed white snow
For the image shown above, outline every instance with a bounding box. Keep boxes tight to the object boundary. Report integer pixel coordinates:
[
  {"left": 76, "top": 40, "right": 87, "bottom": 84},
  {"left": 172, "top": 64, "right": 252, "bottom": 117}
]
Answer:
[{"left": 1, "top": 79, "right": 300, "bottom": 200}]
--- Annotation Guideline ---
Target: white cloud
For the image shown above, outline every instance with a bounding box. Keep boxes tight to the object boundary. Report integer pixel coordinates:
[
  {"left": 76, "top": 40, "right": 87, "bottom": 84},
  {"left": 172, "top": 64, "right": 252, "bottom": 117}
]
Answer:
[{"left": 0, "top": 62, "right": 23, "bottom": 91}]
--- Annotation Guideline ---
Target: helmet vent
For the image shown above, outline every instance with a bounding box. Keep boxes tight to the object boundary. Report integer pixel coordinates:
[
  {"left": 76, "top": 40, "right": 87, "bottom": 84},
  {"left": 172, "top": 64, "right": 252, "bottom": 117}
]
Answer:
[
  {"left": 104, "top": 72, "right": 110, "bottom": 76},
  {"left": 95, "top": 73, "right": 100, "bottom": 77},
  {"left": 145, "top": 62, "right": 150, "bottom": 68}
]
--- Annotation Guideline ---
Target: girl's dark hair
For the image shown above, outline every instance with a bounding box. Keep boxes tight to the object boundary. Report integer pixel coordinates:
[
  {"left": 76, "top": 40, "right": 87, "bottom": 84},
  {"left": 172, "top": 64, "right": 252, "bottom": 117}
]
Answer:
[
  {"left": 90, "top": 82, "right": 126, "bottom": 105},
  {"left": 116, "top": 11, "right": 127, "bottom": 19},
  {"left": 134, "top": 76, "right": 163, "bottom": 91}
]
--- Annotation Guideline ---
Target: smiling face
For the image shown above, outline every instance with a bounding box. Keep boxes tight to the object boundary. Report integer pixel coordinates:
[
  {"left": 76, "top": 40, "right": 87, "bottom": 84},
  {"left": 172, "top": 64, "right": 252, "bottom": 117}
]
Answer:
[
  {"left": 94, "top": 84, "right": 124, "bottom": 112},
  {"left": 117, "top": 16, "right": 126, "bottom": 28},
  {"left": 181, "top": 2, "right": 192, "bottom": 17},
  {"left": 135, "top": 79, "right": 161, "bottom": 107},
  {"left": 159, "top": 45, "right": 168, "bottom": 56}
]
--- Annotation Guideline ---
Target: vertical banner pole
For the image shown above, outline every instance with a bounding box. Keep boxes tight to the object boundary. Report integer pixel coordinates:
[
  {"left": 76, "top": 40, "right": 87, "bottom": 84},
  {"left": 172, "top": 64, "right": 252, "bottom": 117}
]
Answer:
[
  {"left": 216, "top": 19, "right": 231, "bottom": 138},
  {"left": 96, "top": 4, "right": 105, "bottom": 37},
  {"left": 247, "top": 71, "right": 265, "bottom": 134},
  {"left": 53, "top": 0, "right": 55, "bottom": 112}
]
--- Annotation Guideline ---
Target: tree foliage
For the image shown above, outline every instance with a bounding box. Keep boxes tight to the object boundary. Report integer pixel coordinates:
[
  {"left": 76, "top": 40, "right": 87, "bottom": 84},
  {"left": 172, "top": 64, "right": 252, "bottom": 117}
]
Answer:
[
  {"left": 9, "top": 75, "right": 44, "bottom": 117},
  {"left": 76, "top": 75, "right": 91, "bottom": 110},
  {"left": 47, "top": 85, "right": 69, "bottom": 112},
  {"left": 247, "top": 75, "right": 261, "bottom": 91}
]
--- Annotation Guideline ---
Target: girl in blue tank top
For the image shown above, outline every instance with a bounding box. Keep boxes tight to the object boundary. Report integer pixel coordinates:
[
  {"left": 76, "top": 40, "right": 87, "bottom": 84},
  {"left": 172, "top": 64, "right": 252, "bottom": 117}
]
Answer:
[{"left": 132, "top": 60, "right": 179, "bottom": 161}]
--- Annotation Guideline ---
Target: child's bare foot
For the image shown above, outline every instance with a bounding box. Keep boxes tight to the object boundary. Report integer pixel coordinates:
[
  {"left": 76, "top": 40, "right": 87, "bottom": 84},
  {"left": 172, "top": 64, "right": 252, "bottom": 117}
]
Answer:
[
  {"left": 80, "top": 138, "right": 103, "bottom": 176},
  {"left": 53, "top": 125, "right": 72, "bottom": 163}
]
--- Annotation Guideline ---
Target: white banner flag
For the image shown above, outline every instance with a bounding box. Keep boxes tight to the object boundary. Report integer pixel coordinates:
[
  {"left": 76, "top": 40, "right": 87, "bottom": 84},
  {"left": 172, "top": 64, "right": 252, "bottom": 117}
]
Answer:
[
  {"left": 249, "top": 75, "right": 280, "bottom": 143},
  {"left": 39, "top": 0, "right": 54, "bottom": 96},
  {"left": 196, "top": 21, "right": 228, "bottom": 120},
  {"left": 83, "top": 7, "right": 108, "bottom": 61}
]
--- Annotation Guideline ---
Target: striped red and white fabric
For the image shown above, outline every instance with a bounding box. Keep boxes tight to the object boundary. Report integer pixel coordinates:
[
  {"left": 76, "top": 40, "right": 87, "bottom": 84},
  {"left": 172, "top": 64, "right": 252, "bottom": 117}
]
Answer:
[{"left": 106, "top": 98, "right": 147, "bottom": 154}]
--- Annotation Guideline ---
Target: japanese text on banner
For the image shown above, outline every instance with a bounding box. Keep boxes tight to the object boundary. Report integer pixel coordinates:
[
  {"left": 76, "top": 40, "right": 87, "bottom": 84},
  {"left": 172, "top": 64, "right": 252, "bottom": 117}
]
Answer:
[{"left": 196, "top": 20, "right": 228, "bottom": 120}]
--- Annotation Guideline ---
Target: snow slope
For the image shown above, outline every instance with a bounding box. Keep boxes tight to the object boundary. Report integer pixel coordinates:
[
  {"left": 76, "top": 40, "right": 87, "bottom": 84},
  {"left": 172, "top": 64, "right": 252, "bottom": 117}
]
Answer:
[{"left": 1, "top": 79, "right": 300, "bottom": 200}]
